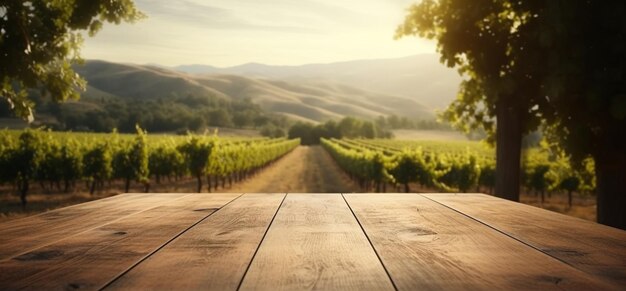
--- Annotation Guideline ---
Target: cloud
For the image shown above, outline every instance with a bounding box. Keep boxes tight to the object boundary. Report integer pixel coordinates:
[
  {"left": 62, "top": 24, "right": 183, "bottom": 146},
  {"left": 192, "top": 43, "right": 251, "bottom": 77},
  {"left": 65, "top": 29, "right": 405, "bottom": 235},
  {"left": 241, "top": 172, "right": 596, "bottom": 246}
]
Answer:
[
  {"left": 137, "top": 0, "right": 320, "bottom": 34},
  {"left": 83, "top": 0, "right": 436, "bottom": 66}
]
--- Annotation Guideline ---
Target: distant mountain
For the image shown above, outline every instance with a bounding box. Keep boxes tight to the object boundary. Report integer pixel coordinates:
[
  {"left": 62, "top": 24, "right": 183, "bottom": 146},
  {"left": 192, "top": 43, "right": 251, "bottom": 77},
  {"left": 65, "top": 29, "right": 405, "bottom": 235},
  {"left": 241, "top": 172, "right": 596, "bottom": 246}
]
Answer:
[
  {"left": 173, "top": 54, "right": 463, "bottom": 110},
  {"left": 73, "top": 60, "right": 434, "bottom": 123}
]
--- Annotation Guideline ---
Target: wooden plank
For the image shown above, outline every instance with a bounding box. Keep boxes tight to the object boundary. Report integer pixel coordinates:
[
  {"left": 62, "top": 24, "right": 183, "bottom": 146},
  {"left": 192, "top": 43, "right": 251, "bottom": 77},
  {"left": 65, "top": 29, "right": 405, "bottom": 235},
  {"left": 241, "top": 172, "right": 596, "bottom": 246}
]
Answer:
[
  {"left": 344, "top": 194, "right": 613, "bottom": 290},
  {"left": 106, "top": 193, "right": 285, "bottom": 290},
  {"left": 239, "top": 193, "right": 395, "bottom": 291},
  {"left": 0, "top": 193, "right": 240, "bottom": 290},
  {"left": 424, "top": 193, "right": 626, "bottom": 287},
  {"left": 0, "top": 193, "right": 186, "bottom": 260}
]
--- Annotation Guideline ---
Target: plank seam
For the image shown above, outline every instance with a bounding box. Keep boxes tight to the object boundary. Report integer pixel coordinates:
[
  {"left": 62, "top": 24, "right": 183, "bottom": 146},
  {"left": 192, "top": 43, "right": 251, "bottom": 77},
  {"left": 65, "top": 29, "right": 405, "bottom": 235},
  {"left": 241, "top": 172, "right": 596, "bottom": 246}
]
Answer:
[
  {"left": 235, "top": 193, "right": 287, "bottom": 291},
  {"left": 0, "top": 193, "right": 137, "bottom": 224},
  {"left": 98, "top": 193, "right": 245, "bottom": 290},
  {"left": 420, "top": 194, "right": 587, "bottom": 274},
  {"left": 341, "top": 194, "right": 399, "bottom": 291},
  {"left": 0, "top": 193, "right": 174, "bottom": 227},
  {"left": 1, "top": 193, "right": 193, "bottom": 263}
]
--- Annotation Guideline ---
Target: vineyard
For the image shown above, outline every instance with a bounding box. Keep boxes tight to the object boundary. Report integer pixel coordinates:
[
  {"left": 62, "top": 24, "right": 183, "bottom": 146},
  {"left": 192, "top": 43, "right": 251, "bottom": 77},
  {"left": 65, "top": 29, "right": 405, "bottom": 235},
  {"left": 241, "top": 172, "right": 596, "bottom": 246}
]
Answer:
[
  {"left": 321, "top": 138, "right": 595, "bottom": 207},
  {"left": 0, "top": 128, "right": 598, "bottom": 212},
  {"left": 0, "top": 128, "right": 299, "bottom": 207}
]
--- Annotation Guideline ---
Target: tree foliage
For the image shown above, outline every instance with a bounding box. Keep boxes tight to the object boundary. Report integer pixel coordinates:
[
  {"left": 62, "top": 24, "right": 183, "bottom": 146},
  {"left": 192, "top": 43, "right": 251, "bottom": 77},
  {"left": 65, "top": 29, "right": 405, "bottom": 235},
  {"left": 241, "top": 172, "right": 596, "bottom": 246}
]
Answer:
[
  {"left": 0, "top": 0, "right": 144, "bottom": 120},
  {"left": 397, "top": 0, "right": 626, "bottom": 228},
  {"left": 177, "top": 136, "right": 215, "bottom": 192},
  {"left": 396, "top": 0, "right": 546, "bottom": 202},
  {"left": 397, "top": 0, "right": 543, "bottom": 134},
  {"left": 288, "top": 117, "right": 392, "bottom": 145}
]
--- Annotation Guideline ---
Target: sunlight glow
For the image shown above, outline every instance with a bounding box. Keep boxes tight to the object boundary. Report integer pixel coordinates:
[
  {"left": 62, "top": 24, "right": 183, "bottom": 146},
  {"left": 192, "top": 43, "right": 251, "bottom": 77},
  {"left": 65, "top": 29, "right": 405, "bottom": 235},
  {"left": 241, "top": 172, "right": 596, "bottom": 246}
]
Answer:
[{"left": 82, "top": 0, "right": 435, "bottom": 66}]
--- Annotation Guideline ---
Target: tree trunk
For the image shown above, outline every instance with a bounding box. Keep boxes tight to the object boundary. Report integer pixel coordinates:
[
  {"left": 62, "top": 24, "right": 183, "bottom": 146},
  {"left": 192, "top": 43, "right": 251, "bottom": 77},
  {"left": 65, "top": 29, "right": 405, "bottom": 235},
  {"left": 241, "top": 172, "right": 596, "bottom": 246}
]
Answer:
[
  {"left": 595, "top": 150, "right": 626, "bottom": 229},
  {"left": 207, "top": 175, "right": 212, "bottom": 192},
  {"left": 568, "top": 190, "right": 573, "bottom": 209},
  {"left": 196, "top": 174, "right": 202, "bottom": 193},
  {"left": 495, "top": 98, "right": 523, "bottom": 202},
  {"left": 404, "top": 183, "right": 410, "bottom": 193},
  {"left": 20, "top": 179, "right": 28, "bottom": 209},
  {"left": 90, "top": 180, "right": 96, "bottom": 195},
  {"left": 124, "top": 178, "right": 131, "bottom": 193}
]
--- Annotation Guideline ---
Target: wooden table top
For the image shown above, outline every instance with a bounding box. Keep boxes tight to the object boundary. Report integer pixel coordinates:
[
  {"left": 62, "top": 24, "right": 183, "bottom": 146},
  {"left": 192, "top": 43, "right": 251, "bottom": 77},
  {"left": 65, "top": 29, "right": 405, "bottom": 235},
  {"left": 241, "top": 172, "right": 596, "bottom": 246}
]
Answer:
[{"left": 0, "top": 193, "right": 624, "bottom": 290}]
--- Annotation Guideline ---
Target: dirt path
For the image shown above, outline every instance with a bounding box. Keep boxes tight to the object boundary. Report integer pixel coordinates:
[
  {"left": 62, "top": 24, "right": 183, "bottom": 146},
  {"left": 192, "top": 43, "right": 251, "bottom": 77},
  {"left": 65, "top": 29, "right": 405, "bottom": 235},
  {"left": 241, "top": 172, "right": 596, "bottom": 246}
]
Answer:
[{"left": 223, "top": 145, "right": 360, "bottom": 193}]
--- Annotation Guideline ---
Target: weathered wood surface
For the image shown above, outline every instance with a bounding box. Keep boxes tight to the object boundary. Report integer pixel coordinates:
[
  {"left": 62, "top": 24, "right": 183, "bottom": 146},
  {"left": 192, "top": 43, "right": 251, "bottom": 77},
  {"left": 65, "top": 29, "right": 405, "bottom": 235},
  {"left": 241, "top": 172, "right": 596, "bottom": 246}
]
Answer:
[
  {"left": 424, "top": 193, "right": 626, "bottom": 288},
  {"left": 345, "top": 194, "right": 612, "bottom": 290},
  {"left": 0, "top": 193, "right": 240, "bottom": 290},
  {"left": 0, "top": 193, "right": 186, "bottom": 260},
  {"left": 239, "top": 194, "right": 395, "bottom": 290},
  {"left": 0, "top": 193, "right": 623, "bottom": 290},
  {"left": 107, "top": 193, "right": 284, "bottom": 290}
]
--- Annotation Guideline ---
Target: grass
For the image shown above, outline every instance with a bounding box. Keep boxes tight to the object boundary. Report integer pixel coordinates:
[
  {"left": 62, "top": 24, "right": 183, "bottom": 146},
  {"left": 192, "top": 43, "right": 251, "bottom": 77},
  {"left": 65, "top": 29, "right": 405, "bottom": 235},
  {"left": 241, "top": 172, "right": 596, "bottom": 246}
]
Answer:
[{"left": 392, "top": 129, "right": 468, "bottom": 141}]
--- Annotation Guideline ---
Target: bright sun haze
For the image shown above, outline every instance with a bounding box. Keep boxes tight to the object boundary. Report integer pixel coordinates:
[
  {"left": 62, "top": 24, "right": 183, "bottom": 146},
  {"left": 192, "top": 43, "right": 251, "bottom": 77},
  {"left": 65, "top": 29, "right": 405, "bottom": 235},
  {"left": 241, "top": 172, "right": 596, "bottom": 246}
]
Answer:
[{"left": 82, "top": 0, "right": 435, "bottom": 67}]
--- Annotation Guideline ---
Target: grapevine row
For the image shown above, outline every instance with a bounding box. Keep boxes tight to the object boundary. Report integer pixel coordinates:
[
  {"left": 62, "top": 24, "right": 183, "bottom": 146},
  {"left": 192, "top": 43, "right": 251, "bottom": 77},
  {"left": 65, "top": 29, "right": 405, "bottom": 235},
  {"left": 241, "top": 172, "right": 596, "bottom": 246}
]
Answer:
[
  {"left": 0, "top": 128, "right": 299, "bottom": 207},
  {"left": 322, "top": 138, "right": 594, "bottom": 205}
]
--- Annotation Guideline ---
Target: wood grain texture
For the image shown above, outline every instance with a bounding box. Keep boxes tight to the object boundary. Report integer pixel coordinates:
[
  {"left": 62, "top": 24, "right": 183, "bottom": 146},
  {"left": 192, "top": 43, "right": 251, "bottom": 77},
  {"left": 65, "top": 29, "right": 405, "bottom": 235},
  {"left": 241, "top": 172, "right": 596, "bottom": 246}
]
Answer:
[
  {"left": 424, "top": 193, "right": 626, "bottom": 288},
  {"left": 0, "top": 193, "right": 240, "bottom": 290},
  {"left": 106, "top": 193, "right": 285, "bottom": 290},
  {"left": 0, "top": 193, "right": 186, "bottom": 260},
  {"left": 344, "top": 194, "right": 614, "bottom": 290},
  {"left": 239, "top": 193, "right": 395, "bottom": 291}
]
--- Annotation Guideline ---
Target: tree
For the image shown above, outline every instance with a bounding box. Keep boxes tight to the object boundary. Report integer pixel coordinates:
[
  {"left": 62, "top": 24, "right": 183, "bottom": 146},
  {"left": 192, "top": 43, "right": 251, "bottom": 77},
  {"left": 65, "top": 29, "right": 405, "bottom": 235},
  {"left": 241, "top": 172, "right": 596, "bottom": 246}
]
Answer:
[
  {"left": 13, "top": 129, "right": 46, "bottom": 207},
  {"left": 59, "top": 139, "right": 83, "bottom": 192},
  {"left": 208, "top": 109, "right": 233, "bottom": 127},
  {"left": 398, "top": 1, "right": 626, "bottom": 228},
  {"left": 391, "top": 151, "right": 421, "bottom": 193},
  {"left": 538, "top": 1, "right": 626, "bottom": 228},
  {"left": 233, "top": 111, "right": 254, "bottom": 128},
  {"left": 288, "top": 122, "right": 316, "bottom": 145},
  {"left": 528, "top": 164, "right": 551, "bottom": 204},
  {"left": 397, "top": 0, "right": 544, "bottom": 202},
  {"left": 360, "top": 121, "right": 377, "bottom": 139},
  {"left": 478, "top": 163, "right": 496, "bottom": 194},
  {"left": 560, "top": 176, "right": 580, "bottom": 209},
  {"left": 338, "top": 117, "right": 362, "bottom": 138},
  {"left": 0, "top": 0, "right": 144, "bottom": 120},
  {"left": 260, "top": 125, "right": 285, "bottom": 138},
  {"left": 113, "top": 126, "right": 150, "bottom": 192},
  {"left": 178, "top": 136, "right": 214, "bottom": 192},
  {"left": 83, "top": 142, "right": 113, "bottom": 195}
]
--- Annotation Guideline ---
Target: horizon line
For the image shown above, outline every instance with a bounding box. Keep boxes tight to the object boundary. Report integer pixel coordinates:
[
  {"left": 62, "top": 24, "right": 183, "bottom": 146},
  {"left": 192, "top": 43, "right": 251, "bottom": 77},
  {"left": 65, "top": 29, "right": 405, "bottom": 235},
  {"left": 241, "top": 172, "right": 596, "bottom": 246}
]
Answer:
[{"left": 84, "top": 52, "right": 439, "bottom": 69}]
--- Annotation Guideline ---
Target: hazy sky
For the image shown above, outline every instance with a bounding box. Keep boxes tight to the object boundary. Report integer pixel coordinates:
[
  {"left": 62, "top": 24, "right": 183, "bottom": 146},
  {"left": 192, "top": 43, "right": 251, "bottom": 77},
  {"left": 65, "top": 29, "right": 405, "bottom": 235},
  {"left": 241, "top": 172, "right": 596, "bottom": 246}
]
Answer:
[{"left": 82, "top": 0, "right": 435, "bottom": 67}]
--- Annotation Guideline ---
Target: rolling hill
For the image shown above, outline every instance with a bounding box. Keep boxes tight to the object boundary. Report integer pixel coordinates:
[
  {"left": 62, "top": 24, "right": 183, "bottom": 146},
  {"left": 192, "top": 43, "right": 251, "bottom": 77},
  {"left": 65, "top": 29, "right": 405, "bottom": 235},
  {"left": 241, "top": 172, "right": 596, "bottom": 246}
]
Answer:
[
  {"left": 73, "top": 60, "right": 436, "bottom": 123},
  {"left": 174, "top": 54, "right": 463, "bottom": 110}
]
